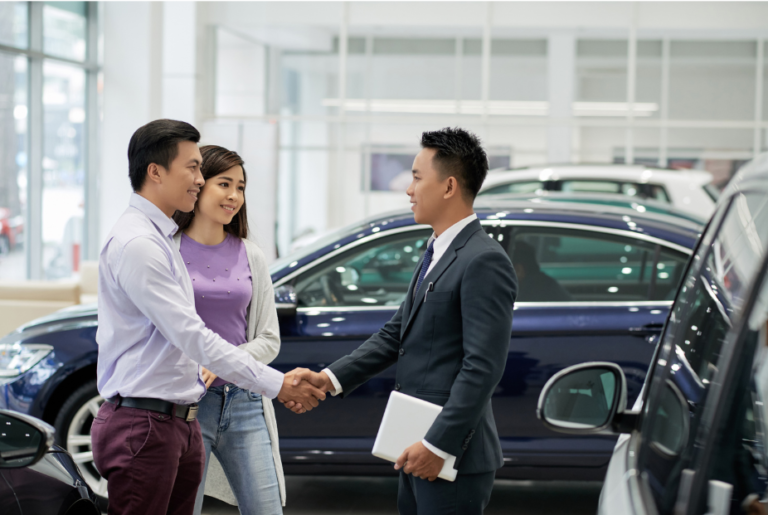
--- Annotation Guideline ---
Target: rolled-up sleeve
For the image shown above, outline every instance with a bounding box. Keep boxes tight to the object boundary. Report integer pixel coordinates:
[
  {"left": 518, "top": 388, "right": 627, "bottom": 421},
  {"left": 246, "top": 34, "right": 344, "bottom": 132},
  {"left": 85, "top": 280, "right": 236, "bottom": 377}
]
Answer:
[{"left": 116, "top": 237, "right": 285, "bottom": 399}]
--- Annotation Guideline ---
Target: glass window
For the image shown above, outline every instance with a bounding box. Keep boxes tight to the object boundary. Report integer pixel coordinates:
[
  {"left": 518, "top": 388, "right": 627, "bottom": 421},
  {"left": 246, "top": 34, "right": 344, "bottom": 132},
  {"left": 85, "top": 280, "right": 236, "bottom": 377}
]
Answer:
[
  {"left": 0, "top": 54, "right": 27, "bottom": 280},
  {"left": 501, "top": 228, "right": 688, "bottom": 303},
  {"left": 479, "top": 181, "right": 544, "bottom": 196},
  {"left": 294, "top": 230, "right": 431, "bottom": 308},
  {"left": 42, "top": 61, "right": 85, "bottom": 279},
  {"left": 698, "top": 303, "right": 767, "bottom": 515},
  {"left": 669, "top": 41, "right": 757, "bottom": 121},
  {"left": 637, "top": 191, "right": 768, "bottom": 515},
  {"left": 0, "top": 2, "right": 28, "bottom": 49},
  {"left": 576, "top": 39, "right": 628, "bottom": 104},
  {"left": 561, "top": 180, "right": 622, "bottom": 194},
  {"left": 489, "top": 38, "right": 548, "bottom": 103},
  {"left": 43, "top": 1, "right": 87, "bottom": 62}
]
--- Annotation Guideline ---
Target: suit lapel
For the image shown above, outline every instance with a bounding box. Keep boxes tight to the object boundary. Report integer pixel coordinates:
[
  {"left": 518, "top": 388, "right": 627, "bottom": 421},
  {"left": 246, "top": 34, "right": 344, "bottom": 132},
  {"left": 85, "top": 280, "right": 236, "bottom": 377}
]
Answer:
[
  {"left": 401, "top": 219, "right": 484, "bottom": 337},
  {"left": 401, "top": 254, "right": 423, "bottom": 328}
]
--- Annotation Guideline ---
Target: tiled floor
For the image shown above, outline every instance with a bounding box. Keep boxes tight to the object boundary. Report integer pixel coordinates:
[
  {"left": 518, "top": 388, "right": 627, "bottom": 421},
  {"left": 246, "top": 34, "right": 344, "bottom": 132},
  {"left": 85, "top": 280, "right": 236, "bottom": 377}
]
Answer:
[{"left": 201, "top": 476, "right": 602, "bottom": 514}]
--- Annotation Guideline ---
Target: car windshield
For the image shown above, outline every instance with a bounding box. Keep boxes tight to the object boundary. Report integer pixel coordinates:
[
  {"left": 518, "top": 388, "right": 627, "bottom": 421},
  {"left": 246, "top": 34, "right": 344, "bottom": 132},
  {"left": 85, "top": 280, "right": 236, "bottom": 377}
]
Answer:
[{"left": 704, "top": 183, "right": 722, "bottom": 202}]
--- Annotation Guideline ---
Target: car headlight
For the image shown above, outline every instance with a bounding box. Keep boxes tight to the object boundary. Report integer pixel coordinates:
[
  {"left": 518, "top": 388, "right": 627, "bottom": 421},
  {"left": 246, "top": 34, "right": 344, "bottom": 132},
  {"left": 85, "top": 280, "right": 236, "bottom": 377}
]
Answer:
[{"left": 0, "top": 343, "right": 54, "bottom": 378}]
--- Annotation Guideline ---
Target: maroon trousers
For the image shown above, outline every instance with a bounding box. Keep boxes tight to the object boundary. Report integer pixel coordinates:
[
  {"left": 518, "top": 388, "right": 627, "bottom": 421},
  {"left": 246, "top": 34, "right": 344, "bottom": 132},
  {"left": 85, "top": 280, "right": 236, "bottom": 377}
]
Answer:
[{"left": 91, "top": 401, "right": 205, "bottom": 515}]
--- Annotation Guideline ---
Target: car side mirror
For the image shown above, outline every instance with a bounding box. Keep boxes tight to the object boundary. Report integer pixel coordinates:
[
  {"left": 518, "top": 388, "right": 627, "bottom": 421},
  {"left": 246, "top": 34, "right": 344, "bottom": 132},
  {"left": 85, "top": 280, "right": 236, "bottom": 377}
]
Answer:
[
  {"left": 274, "top": 285, "right": 297, "bottom": 317},
  {"left": 0, "top": 409, "right": 54, "bottom": 469},
  {"left": 537, "top": 362, "right": 637, "bottom": 435}
]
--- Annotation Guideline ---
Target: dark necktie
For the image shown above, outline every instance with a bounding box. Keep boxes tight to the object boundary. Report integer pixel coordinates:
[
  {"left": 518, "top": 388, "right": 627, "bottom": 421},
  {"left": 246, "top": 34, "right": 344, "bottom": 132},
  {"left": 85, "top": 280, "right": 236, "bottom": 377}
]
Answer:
[{"left": 414, "top": 239, "right": 435, "bottom": 301}]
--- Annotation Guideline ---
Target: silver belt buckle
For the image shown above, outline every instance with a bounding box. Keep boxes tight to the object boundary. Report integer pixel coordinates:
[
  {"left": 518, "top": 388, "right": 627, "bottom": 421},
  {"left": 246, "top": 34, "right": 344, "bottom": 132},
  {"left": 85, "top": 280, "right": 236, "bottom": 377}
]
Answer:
[{"left": 185, "top": 404, "right": 199, "bottom": 422}]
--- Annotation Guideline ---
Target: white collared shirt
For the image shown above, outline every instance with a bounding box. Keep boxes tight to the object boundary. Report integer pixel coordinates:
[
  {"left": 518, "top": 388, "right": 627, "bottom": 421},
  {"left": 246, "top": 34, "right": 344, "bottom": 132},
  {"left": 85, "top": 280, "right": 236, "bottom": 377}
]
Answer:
[
  {"left": 96, "top": 193, "right": 284, "bottom": 404},
  {"left": 324, "top": 213, "right": 478, "bottom": 461},
  {"left": 424, "top": 213, "right": 478, "bottom": 278}
]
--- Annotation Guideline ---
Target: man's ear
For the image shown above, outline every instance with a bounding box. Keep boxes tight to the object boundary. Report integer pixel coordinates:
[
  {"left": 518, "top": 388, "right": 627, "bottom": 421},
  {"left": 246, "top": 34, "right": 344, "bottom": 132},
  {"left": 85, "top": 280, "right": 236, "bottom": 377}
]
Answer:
[
  {"left": 145, "top": 163, "right": 164, "bottom": 186},
  {"left": 443, "top": 176, "right": 459, "bottom": 200}
]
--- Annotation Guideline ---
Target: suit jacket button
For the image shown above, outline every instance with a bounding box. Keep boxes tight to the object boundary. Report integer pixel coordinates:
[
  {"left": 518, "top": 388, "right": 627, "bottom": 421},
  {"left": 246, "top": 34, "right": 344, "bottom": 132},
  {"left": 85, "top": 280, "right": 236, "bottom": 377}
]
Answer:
[
  {"left": 399, "top": 348, "right": 405, "bottom": 356},
  {"left": 462, "top": 444, "right": 468, "bottom": 450},
  {"left": 395, "top": 384, "right": 401, "bottom": 391}
]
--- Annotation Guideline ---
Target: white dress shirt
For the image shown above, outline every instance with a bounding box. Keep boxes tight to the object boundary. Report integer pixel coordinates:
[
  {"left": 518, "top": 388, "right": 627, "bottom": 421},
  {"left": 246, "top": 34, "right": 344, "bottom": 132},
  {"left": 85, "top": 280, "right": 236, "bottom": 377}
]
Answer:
[
  {"left": 96, "top": 193, "right": 284, "bottom": 404},
  {"left": 324, "top": 213, "right": 478, "bottom": 460}
]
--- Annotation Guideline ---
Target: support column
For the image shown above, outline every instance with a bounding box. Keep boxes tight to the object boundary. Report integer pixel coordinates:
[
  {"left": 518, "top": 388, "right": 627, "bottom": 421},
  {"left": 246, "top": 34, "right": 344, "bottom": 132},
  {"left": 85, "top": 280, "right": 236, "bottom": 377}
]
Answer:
[
  {"left": 547, "top": 33, "right": 575, "bottom": 164},
  {"left": 100, "top": 2, "right": 163, "bottom": 245},
  {"left": 162, "top": 2, "right": 197, "bottom": 124}
]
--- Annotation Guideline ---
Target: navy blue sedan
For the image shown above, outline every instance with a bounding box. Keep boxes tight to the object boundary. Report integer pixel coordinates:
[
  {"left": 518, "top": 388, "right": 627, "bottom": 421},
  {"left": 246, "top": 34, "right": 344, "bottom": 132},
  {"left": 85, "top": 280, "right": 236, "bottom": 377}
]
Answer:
[{"left": 0, "top": 199, "right": 701, "bottom": 502}]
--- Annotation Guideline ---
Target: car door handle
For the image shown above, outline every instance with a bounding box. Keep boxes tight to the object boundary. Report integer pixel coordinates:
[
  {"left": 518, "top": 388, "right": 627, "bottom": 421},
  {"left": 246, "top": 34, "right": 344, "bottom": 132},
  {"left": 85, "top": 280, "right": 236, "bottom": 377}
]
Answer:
[{"left": 629, "top": 323, "right": 664, "bottom": 335}]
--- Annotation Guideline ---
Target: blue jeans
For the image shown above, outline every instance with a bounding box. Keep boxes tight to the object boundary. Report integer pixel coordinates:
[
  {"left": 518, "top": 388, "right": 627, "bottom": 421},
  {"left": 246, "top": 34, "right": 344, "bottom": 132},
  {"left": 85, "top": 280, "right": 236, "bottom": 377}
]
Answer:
[{"left": 192, "top": 384, "right": 282, "bottom": 515}]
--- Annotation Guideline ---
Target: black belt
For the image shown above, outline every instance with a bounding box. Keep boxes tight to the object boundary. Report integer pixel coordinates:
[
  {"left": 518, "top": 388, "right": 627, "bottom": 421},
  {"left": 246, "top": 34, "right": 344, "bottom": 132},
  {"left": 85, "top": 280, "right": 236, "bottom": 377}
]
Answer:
[{"left": 107, "top": 397, "right": 199, "bottom": 422}]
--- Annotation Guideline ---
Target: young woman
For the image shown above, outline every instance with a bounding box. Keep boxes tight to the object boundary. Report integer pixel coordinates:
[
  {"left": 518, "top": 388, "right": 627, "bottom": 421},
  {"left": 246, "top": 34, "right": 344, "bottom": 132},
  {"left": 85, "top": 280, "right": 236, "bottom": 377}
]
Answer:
[{"left": 172, "top": 145, "right": 285, "bottom": 515}]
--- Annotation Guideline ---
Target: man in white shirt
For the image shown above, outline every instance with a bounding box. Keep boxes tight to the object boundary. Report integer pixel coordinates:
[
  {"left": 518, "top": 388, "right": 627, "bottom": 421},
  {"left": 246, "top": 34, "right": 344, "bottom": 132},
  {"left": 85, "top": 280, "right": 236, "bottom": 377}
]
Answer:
[
  {"left": 285, "top": 127, "right": 518, "bottom": 515},
  {"left": 92, "top": 119, "right": 325, "bottom": 515}
]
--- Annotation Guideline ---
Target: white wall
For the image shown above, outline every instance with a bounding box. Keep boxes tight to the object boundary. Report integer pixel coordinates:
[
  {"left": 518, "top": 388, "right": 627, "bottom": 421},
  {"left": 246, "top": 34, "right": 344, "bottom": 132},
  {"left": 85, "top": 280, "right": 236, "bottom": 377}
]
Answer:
[{"left": 100, "top": 2, "right": 162, "bottom": 247}]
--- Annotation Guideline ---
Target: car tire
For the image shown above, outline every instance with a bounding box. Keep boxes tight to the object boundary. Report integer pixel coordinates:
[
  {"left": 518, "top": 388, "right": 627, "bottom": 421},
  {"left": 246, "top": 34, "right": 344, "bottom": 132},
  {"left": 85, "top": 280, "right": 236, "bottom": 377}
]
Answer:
[
  {"left": 54, "top": 380, "right": 108, "bottom": 510},
  {"left": 0, "top": 235, "right": 9, "bottom": 255}
]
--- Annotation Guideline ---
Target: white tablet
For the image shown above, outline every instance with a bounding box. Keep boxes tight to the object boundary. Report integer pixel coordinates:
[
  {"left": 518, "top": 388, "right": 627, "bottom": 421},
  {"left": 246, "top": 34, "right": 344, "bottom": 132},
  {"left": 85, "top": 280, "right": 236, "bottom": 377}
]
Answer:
[{"left": 372, "top": 391, "right": 458, "bottom": 482}]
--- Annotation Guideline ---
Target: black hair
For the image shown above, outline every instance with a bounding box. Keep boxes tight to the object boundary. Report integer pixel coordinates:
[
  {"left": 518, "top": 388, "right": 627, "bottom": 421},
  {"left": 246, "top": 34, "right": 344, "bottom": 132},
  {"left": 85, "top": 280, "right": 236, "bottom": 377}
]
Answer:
[
  {"left": 511, "top": 240, "right": 540, "bottom": 272},
  {"left": 420, "top": 127, "right": 489, "bottom": 201},
  {"left": 127, "top": 119, "right": 201, "bottom": 192}
]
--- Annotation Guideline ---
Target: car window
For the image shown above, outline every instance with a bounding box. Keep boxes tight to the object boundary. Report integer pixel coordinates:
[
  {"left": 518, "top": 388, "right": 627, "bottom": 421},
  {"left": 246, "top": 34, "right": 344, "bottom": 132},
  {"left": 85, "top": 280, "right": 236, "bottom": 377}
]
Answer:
[
  {"left": 636, "top": 191, "right": 768, "bottom": 515},
  {"left": 561, "top": 180, "right": 623, "bottom": 194},
  {"left": 484, "top": 226, "right": 689, "bottom": 303},
  {"left": 293, "top": 230, "right": 431, "bottom": 308},
  {"left": 479, "top": 181, "right": 544, "bottom": 196},
  {"left": 698, "top": 283, "right": 768, "bottom": 515},
  {"left": 647, "top": 184, "right": 671, "bottom": 203}
]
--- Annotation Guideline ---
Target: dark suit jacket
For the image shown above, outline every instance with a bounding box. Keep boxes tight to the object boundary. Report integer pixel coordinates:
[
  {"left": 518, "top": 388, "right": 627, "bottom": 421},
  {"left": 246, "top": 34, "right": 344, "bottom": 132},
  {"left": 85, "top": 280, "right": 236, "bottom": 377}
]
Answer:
[{"left": 327, "top": 218, "right": 518, "bottom": 474}]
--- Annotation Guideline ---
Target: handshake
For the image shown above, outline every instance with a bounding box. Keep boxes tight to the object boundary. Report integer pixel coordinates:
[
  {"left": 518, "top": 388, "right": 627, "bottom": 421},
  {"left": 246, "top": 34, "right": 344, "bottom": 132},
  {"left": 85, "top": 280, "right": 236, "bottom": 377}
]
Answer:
[{"left": 276, "top": 368, "right": 334, "bottom": 414}]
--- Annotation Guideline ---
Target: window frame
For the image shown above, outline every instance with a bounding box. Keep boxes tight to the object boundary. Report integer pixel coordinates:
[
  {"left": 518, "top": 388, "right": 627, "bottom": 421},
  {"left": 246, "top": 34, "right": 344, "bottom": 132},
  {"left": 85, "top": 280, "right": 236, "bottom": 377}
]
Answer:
[{"left": 0, "top": 1, "right": 100, "bottom": 280}]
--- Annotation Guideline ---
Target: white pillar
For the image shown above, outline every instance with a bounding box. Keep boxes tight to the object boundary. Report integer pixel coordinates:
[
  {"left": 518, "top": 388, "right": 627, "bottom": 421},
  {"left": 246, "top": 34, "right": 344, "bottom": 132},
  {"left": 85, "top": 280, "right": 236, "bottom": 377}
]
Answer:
[
  {"left": 547, "top": 33, "right": 575, "bottom": 163},
  {"left": 162, "top": 2, "right": 196, "bottom": 124},
  {"left": 100, "top": 2, "right": 163, "bottom": 246}
]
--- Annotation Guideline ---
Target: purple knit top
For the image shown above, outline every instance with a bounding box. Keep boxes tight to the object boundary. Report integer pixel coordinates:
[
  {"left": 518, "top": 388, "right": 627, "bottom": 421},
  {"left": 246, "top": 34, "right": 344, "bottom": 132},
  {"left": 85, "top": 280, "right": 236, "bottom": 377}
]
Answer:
[{"left": 180, "top": 232, "right": 252, "bottom": 387}]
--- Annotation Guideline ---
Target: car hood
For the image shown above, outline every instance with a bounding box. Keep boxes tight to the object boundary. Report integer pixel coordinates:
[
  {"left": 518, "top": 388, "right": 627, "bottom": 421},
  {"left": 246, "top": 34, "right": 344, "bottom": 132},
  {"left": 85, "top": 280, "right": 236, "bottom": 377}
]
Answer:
[{"left": 13, "top": 303, "right": 97, "bottom": 335}]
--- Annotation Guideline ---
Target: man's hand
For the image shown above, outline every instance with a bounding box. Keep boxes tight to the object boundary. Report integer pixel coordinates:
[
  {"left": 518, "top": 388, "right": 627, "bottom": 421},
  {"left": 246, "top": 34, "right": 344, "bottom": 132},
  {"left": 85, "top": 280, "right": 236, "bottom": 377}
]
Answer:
[
  {"left": 279, "top": 369, "right": 334, "bottom": 413},
  {"left": 201, "top": 367, "right": 217, "bottom": 389},
  {"left": 394, "top": 441, "right": 444, "bottom": 481},
  {"left": 746, "top": 498, "right": 768, "bottom": 515},
  {"left": 276, "top": 368, "right": 327, "bottom": 414}
]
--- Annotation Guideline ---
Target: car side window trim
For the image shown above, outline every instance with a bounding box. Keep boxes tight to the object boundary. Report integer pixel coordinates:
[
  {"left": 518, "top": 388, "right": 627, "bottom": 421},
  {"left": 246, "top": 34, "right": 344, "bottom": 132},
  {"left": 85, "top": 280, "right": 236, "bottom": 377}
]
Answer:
[
  {"left": 276, "top": 220, "right": 692, "bottom": 291},
  {"left": 295, "top": 300, "right": 676, "bottom": 314}
]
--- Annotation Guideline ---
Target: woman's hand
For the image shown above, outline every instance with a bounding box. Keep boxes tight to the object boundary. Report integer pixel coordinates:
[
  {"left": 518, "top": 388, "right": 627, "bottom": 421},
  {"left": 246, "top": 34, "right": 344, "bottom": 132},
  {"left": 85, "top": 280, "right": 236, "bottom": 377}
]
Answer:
[{"left": 201, "top": 367, "right": 218, "bottom": 389}]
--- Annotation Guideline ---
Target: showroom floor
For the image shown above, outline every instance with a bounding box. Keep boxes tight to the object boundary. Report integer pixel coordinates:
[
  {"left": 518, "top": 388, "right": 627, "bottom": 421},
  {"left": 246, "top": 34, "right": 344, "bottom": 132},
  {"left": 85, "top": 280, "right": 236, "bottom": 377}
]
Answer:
[{"left": 200, "top": 477, "right": 602, "bottom": 514}]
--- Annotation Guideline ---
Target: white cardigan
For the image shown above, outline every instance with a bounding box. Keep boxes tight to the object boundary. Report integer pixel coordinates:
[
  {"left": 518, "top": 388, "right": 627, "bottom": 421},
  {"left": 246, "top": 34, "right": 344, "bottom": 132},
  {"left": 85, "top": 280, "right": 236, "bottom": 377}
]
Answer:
[{"left": 173, "top": 233, "right": 286, "bottom": 507}]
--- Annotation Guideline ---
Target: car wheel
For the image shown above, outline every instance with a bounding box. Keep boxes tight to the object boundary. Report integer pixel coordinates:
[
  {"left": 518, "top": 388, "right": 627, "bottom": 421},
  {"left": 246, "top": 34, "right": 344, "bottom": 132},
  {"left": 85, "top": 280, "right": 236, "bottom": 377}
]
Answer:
[
  {"left": 54, "top": 380, "right": 108, "bottom": 508},
  {"left": 0, "top": 235, "right": 9, "bottom": 255}
]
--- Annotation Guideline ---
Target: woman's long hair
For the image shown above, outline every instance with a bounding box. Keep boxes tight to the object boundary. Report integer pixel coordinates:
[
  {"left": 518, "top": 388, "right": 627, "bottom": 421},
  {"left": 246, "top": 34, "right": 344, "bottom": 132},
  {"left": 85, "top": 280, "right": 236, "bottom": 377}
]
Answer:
[{"left": 173, "top": 145, "right": 249, "bottom": 239}]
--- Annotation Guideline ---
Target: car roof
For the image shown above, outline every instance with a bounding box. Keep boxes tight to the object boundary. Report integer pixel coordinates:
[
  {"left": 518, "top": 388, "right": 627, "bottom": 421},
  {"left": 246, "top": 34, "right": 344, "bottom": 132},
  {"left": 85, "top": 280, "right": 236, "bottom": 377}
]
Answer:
[
  {"left": 270, "top": 198, "right": 702, "bottom": 282},
  {"left": 480, "top": 191, "right": 707, "bottom": 225},
  {"left": 482, "top": 164, "right": 713, "bottom": 190},
  {"left": 720, "top": 152, "right": 768, "bottom": 200}
]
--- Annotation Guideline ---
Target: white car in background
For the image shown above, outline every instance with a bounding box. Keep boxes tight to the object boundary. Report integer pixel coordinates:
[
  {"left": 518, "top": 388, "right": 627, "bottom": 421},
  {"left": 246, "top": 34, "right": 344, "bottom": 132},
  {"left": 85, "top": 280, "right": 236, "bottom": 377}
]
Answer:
[
  {"left": 479, "top": 165, "right": 717, "bottom": 220},
  {"left": 536, "top": 154, "right": 768, "bottom": 515}
]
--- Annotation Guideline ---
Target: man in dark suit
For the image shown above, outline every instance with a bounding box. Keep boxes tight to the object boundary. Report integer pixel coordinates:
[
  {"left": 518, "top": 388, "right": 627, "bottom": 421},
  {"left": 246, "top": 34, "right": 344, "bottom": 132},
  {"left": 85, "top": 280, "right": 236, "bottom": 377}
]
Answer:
[{"left": 286, "top": 127, "right": 518, "bottom": 514}]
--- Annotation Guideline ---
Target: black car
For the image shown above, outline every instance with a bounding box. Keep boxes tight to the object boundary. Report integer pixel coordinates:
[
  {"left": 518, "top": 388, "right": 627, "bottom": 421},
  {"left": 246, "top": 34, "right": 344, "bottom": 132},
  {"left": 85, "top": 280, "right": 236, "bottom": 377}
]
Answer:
[{"left": 1, "top": 409, "right": 100, "bottom": 515}]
